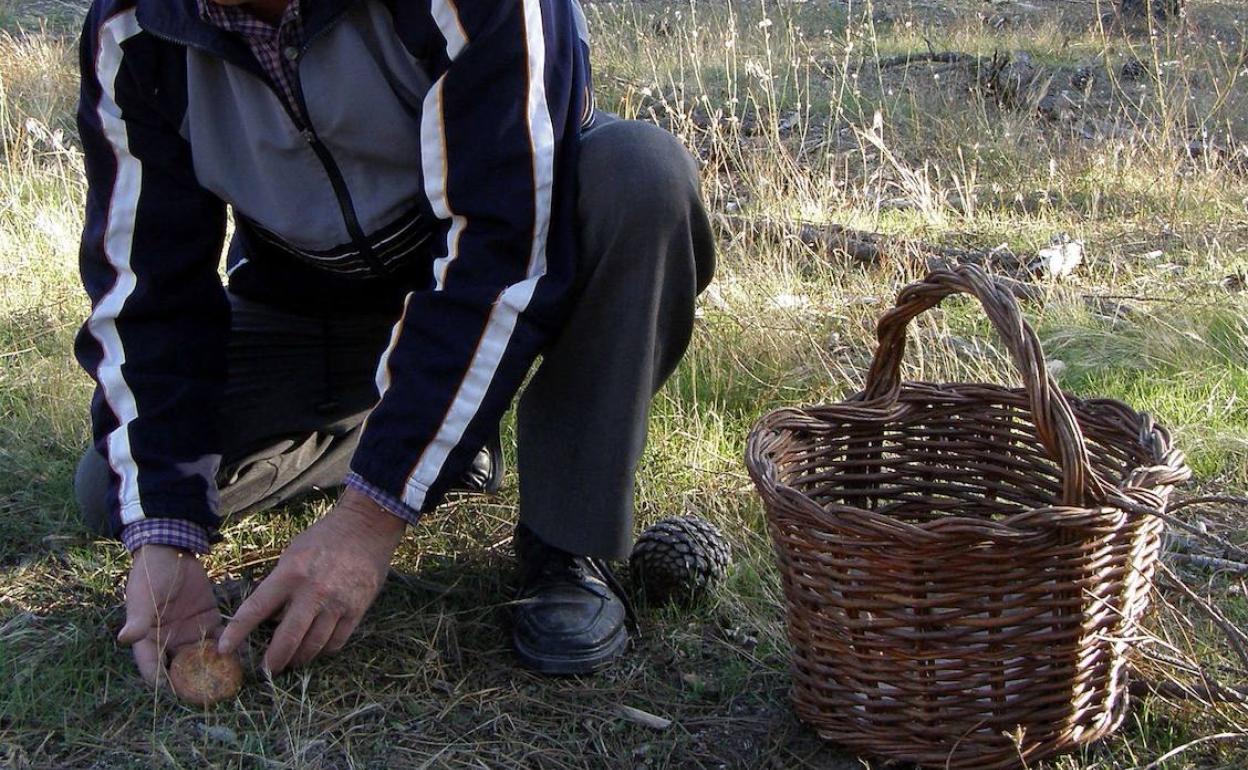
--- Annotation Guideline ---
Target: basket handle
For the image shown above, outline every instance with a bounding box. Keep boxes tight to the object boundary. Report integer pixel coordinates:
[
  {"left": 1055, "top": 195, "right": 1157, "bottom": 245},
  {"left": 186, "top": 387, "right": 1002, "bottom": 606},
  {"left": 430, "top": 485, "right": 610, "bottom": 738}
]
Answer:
[{"left": 859, "top": 265, "right": 1106, "bottom": 507}]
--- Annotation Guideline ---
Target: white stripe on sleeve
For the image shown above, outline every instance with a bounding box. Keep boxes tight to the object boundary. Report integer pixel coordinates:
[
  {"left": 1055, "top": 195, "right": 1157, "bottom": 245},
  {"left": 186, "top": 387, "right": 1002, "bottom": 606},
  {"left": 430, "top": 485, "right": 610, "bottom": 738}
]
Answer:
[
  {"left": 372, "top": 291, "right": 411, "bottom": 396},
  {"left": 372, "top": 0, "right": 469, "bottom": 431},
  {"left": 418, "top": 83, "right": 460, "bottom": 291},
  {"left": 400, "top": 0, "right": 557, "bottom": 509},
  {"left": 88, "top": 9, "right": 147, "bottom": 525},
  {"left": 430, "top": 0, "right": 468, "bottom": 59}
]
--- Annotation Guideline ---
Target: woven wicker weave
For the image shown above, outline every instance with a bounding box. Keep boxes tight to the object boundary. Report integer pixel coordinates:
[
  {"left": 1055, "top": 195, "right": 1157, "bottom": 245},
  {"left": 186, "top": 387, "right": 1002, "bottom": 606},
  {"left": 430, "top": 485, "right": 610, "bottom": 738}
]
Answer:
[{"left": 746, "top": 266, "right": 1190, "bottom": 769}]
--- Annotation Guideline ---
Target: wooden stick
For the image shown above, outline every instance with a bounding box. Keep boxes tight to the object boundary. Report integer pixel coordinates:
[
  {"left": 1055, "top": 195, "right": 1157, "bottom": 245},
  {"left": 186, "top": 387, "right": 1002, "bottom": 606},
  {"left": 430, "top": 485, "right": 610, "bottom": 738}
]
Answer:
[
  {"left": 1138, "top": 733, "right": 1248, "bottom": 770},
  {"left": 1130, "top": 676, "right": 1248, "bottom": 704},
  {"left": 1168, "top": 552, "right": 1248, "bottom": 575},
  {"left": 1155, "top": 498, "right": 1248, "bottom": 562},
  {"left": 874, "top": 51, "right": 978, "bottom": 70},
  {"left": 1168, "top": 494, "right": 1248, "bottom": 514},
  {"left": 712, "top": 214, "right": 1028, "bottom": 273},
  {"left": 1157, "top": 561, "right": 1248, "bottom": 673}
]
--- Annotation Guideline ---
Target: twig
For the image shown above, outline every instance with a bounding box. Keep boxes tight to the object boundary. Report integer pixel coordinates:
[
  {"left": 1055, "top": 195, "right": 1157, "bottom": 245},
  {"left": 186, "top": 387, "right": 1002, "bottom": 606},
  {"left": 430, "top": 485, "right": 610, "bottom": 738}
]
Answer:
[
  {"left": 1168, "top": 552, "right": 1248, "bottom": 575},
  {"left": 1083, "top": 292, "right": 1216, "bottom": 306},
  {"left": 207, "top": 551, "right": 281, "bottom": 579},
  {"left": 1159, "top": 495, "right": 1248, "bottom": 562},
  {"left": 1157, "top": 513, "right": 1248, "bottom": 561},
  {"left": 616, "top": 704, "right": 673, "bottom": 731},
  {"left": 874, "top": 51, "right": 976, "bottom": 70},
  {"left": 1169, "top": 495, "right": 1248, "bottom": 514},
  {"left": 1157, "top": 561, "right": 1248, "bottom": 673},
  {"left": 1136, "top": 732, "right": 1248, "bottom": 770},
  {"left": 1130, "top": 676, "right": 1248, "bottom": 705},
  {"left": 712, "top": 214, "right": 1028, "bottom": 273},
  {"left": 386, "top": 568, "right": 466, "bottom": 597}
]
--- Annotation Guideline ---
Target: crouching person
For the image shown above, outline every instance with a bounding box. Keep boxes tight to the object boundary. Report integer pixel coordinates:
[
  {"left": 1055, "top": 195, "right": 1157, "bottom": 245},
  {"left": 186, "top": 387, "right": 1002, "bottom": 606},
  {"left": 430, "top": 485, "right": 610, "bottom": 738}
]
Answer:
[{"left": 73, "top": 0, "right": 714, "bottom": 683}]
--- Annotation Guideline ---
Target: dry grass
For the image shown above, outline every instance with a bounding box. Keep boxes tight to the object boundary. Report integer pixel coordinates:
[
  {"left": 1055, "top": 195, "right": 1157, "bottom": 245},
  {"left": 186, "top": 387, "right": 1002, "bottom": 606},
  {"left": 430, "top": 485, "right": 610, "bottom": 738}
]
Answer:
[{"left": 3, "top": 1, "right": 1248, "bottom": 767}]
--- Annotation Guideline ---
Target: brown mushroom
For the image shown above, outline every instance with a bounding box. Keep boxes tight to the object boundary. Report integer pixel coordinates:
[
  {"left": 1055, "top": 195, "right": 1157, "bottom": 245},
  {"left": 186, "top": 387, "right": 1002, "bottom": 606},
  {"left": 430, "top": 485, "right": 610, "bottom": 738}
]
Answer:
[{"left": 167, "top": 639, "right": 243, "bottom": 706}]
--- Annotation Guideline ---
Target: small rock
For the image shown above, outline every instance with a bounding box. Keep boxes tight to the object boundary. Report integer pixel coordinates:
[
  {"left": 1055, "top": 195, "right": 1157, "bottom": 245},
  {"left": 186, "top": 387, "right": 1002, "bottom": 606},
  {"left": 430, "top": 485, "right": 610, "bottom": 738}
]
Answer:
[
  {"left": 766, "top": 293, "right": 811, "bottom": 311},
  {"left": 981, "top": 50, "right": 1037, "bottom": 107},
  {"left": 196, "top": 723, "right": 240, "bottom": 746},
  {"left": 1071, "top": 66, "right": 1096, "bottom": 91},
  {"left": 1084, "top": 296, "right": 1138, "bottom": 323},
  {"left": 1221, "top": 271, "right": 1247, "bottom": 292},
  {"left": 1045, "top": 359, "right": 1067, "bottom": 379},
  {"left": 431, "top": 679, "right": 454, "bottom": 695},
  {"left": 1031, "top": 235, "right": 1083, "bottom": 279},
  {"left": 1037, "top": 91, "right": 1079, "bottom": 123},
  {"left": 879, "top": 197, "right": 921, "bottom": 212},
  {"left": 1121, "top": 58, "right": 1150, "bottom": 82}
]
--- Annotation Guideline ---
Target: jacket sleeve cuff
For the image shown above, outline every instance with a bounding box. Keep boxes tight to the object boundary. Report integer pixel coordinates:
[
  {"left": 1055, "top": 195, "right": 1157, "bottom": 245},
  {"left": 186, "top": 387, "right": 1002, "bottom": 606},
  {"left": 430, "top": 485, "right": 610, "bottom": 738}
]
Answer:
[
  {"left": 121, "top": 519, "right": 213, "bottom": 555},
  {"left": 345, "top": 472, "right": 424, "bottom": 528}
]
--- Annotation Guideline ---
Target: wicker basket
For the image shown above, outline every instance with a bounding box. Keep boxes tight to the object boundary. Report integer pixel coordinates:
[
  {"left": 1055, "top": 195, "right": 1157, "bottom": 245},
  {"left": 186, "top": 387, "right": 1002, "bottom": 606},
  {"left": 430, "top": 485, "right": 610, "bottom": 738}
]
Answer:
[{"left": 746, "top": 266, "right": 1190, "bottom": 769}]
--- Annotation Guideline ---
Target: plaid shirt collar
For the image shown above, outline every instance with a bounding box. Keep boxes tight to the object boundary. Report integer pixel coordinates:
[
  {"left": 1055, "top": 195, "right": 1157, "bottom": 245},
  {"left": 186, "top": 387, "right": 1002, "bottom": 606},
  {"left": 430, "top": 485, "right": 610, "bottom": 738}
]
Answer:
[
  {"left": 195, "top": 0, "right": 306, "bottom": 117},
  {"left": 196, "top": 0, "right": 303, "bottom": 43}
]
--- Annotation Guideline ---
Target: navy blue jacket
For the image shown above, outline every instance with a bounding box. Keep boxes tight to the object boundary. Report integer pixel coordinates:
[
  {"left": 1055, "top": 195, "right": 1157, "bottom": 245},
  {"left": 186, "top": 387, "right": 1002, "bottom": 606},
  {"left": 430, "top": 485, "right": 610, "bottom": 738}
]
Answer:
[{"left": 76, "top": 0, "right": 591, "bottom": 546}]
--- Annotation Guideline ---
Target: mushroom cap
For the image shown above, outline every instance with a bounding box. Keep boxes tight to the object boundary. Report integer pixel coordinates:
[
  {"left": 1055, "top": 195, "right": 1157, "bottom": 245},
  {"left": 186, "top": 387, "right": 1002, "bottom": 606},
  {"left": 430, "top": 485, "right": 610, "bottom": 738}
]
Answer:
[{"left": 168, "top": 639, "right": 243, "bottom": 706}]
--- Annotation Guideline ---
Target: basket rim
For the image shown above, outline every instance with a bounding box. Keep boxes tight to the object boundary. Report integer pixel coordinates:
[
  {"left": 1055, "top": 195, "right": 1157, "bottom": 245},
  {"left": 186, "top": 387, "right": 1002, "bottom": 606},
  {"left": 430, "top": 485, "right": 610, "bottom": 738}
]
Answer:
[{"left": 745, "top": 382, "right": 1190, "bottom": 542}]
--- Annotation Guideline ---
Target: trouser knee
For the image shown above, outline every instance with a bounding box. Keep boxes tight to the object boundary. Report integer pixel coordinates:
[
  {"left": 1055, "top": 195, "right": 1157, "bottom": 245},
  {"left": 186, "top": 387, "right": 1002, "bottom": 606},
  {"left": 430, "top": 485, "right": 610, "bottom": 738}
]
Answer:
[
  {"left": 74, "top": 449, "right": 114, "bottom": 537},
  {"left": 577, "top": 119, "right": 715, "bottom": 291}
]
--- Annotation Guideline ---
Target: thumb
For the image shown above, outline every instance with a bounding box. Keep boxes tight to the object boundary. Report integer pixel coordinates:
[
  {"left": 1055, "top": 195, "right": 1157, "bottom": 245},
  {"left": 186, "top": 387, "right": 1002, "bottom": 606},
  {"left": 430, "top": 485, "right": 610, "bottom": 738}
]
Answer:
[{"left": 118, "top": 603, "right": 154, "bottom": 645}]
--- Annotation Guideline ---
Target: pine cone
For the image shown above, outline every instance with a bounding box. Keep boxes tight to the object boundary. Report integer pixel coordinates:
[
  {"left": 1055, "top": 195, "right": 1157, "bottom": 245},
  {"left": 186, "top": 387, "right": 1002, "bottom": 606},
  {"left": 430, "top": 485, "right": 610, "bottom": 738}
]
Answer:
[{"left": 630, "top": 515, "right": 731, "bottom": 604}]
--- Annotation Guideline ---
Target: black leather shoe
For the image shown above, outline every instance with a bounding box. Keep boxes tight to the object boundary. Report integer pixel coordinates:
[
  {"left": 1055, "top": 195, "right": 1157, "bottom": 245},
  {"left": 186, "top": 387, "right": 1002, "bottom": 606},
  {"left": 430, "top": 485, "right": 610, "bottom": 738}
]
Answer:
[
  {"left": 453, "top": 433, "right": 504, "bottom": 494},
  {"left": 511, "top": 524, "right": 630, "bottom": 675}
]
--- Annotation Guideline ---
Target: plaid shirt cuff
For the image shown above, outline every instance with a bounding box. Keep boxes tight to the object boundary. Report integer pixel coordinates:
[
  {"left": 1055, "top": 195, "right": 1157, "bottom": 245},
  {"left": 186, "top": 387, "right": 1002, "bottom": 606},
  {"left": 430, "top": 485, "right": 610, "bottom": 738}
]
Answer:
[
  {"left": 121, "top": 519, "right": 213, "bottom": 555},
  {"left": 345, "top": 472, "right": 423, "bottom": 528}
]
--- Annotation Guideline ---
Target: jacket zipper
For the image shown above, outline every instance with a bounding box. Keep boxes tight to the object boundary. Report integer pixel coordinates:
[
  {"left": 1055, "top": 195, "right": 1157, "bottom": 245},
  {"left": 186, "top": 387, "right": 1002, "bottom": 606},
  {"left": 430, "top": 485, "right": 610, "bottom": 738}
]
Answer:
[
  {"left": 144, "top": 12, "right": 388, "bottom": 277},
  {"left": 296, "top": 130, "right": 387, "bottom": 276},
  {"left": 288, "top": 20, "right": 387, "bottom": 277}
]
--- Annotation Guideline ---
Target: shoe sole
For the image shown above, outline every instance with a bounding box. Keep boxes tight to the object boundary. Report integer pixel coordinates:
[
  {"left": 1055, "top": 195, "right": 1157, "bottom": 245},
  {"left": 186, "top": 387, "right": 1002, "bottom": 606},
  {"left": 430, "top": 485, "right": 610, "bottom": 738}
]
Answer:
[{"left": 513, "top": 625, "right": 630, "bottom": 676}]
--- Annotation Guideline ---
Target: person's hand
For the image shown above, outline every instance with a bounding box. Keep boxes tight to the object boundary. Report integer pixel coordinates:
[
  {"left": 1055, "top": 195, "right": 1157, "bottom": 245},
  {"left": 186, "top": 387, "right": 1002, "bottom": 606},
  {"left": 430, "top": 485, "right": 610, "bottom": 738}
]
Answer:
[
  {"left": 118, "top": 544, "right": 222, "bottom": 685},
  {"left": 217, "top": 488, "right": 405, "bottom": 673}
]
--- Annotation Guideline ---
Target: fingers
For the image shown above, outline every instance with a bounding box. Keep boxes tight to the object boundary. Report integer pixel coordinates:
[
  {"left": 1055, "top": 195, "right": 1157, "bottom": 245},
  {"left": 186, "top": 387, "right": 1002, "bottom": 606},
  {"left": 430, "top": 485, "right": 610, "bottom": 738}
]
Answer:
[
  {"left": 158, "top": 609, "right": 224, "bottom": 651},
  {"left": 132, "top": 637, "right": 162, "bottom": 686},
  {"left": 262, "top": 599, "right": 319, "bottom": 674},
  {"left": 290, "top": 613, "right": 340, "bottom": 669},
  {"left": 218, "top": 572, "right": 290, "bottom": 655},
  {"left": 324, "top": 616, "right": 358, "bottom": 655}
]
